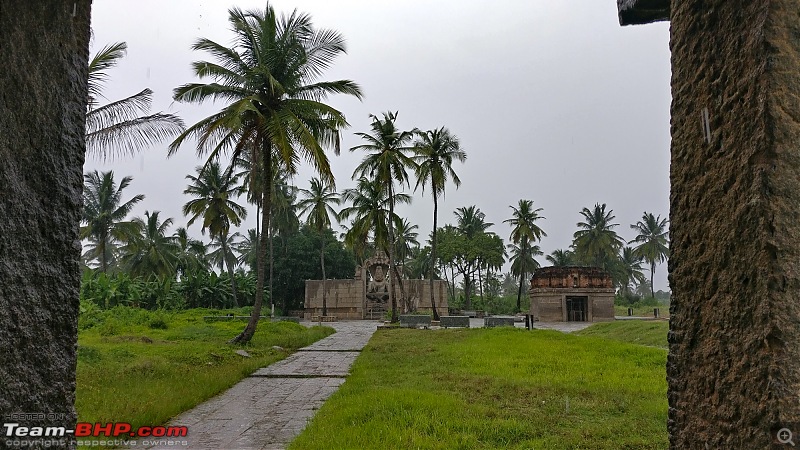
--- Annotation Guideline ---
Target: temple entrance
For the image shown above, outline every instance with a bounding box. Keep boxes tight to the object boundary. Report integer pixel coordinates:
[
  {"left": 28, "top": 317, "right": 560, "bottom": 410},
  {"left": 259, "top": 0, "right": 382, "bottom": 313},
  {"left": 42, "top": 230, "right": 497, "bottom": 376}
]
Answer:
[{"left": 566, "top": 296, "right": 588, "bottom": 322}]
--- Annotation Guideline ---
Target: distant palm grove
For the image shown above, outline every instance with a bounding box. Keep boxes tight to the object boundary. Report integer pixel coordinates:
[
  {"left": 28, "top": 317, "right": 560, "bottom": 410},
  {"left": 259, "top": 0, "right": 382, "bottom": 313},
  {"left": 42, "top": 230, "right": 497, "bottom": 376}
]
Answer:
[{"left": 80, "top": 4, "right": 669, "bottom": 342}]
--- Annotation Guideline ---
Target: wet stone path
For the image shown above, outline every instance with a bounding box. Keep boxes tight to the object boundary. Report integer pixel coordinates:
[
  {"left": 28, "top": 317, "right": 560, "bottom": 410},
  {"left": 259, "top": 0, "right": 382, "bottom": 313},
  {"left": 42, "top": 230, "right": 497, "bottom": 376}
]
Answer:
[{"left": 146, "top": 321, "right": 378, "bottom": 450}]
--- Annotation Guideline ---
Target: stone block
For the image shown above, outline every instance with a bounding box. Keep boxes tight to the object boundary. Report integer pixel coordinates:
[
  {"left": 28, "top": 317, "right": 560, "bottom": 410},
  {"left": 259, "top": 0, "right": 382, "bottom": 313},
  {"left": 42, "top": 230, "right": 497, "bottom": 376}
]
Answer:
[
  {"left": 399, "top": 315, "right": 431, "bottom": 328},
  {"left": 440, "top": 316, "right": 470, "bottom": 328},
  {"left": 484, "top": 317, "right": 515, "bottom": 328}
]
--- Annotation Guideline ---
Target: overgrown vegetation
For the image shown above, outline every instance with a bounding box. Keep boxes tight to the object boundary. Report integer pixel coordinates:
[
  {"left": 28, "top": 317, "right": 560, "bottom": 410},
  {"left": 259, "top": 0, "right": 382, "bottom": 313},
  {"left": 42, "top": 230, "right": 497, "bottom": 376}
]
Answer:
[
  {"left": 291, "top": 327, "right": 668, "bottom": 449},
  {"left": 76, "top": 306, "right": 334, "bottom": 430}
]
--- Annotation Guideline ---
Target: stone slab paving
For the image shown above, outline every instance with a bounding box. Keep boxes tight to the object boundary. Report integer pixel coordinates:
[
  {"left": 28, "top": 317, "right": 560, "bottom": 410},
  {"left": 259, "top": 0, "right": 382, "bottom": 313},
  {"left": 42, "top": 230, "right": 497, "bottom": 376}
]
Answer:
[
  {"left": 299, "top": 320, "right": 376, "bottom": 351},
  {"left": 251, "top": 351, "right": 358, "bottom": 377},
  {"left": 531, "top": 321, "right": 593, "bottom": 333},
  {"left": 145, "top": 320, "right": 379, "bottom": 450}
]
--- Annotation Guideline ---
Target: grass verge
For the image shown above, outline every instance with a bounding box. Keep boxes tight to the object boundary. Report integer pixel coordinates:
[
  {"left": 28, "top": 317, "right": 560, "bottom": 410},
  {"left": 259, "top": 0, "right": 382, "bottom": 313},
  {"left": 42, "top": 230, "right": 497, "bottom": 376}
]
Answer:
[
  {"left": 76, "top": 307, "right": 333, "bottom": 430},
  {"left": 575, "top": 320, "right": 669, "bottom": 349},
  {"left": 290, "top": 327, "right": 667, "bottom": 449}
]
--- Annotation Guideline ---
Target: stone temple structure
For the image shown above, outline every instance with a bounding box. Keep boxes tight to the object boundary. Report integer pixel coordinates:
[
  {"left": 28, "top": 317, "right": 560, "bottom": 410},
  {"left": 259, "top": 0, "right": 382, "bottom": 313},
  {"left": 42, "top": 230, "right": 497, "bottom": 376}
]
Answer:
[
  {"left": 529, "top": 266, "right": 615, "bottom": 322},
  {"left": 305, "top": 253, "right": 447, "bottom": 319}
]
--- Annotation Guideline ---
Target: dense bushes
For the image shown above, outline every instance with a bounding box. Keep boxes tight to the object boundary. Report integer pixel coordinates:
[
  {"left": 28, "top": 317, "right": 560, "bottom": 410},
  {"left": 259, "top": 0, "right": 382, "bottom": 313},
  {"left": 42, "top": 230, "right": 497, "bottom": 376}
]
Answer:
[{"left": 80, "top": 270, "right": 268, "bottom": 311}]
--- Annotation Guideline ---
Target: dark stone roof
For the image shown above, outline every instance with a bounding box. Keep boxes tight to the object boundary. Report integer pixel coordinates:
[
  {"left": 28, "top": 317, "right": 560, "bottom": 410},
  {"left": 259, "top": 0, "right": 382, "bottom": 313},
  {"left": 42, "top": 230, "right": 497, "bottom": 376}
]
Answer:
[{"left": 617, "top": 0, "right": 670, "bottom": 26}]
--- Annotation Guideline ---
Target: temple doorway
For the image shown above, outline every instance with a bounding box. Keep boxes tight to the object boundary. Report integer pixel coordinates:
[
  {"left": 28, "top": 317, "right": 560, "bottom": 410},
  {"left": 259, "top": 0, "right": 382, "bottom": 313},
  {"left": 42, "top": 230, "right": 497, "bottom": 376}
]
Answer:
[{"left": 566, "top": 296, "right": 588, "bottom": 322}]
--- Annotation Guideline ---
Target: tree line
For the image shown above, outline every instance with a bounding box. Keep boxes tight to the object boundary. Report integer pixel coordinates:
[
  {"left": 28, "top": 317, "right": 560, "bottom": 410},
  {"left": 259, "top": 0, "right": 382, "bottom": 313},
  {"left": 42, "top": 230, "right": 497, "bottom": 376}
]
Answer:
[{"left": 82, "top": 3, "right": 668, "bottom": 343}]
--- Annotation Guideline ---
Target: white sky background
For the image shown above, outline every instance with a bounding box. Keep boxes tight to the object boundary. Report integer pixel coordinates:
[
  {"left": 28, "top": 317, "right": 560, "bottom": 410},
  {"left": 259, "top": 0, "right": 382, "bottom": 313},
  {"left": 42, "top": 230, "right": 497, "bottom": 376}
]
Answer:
[{"left": 88, "top": 1, "right": 672, "bottom": 291}]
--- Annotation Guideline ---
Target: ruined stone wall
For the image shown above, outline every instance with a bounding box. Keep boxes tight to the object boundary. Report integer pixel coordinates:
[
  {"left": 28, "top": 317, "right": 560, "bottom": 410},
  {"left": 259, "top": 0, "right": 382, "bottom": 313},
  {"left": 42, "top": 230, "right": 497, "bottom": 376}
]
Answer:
[
  {"left": 304, "top": 279, "right": 364, "bottom": 319},
  {"left": 400, "top": 279, "right": 448, "bottom": 316},
  {"left": 531, "top": 293, "right": 564, "bottom": 321},
  {"left": 590, "top": 294, "right": 615, "bottom": 321},
  {"left": 304, "top": 278, "right": 448, "bottom": 319},
  {"left": 0, "top": 1, "right": 91, "bottom": 442},
  {"left": 668, "top": 0, "right": 800, "bottom": 446}
]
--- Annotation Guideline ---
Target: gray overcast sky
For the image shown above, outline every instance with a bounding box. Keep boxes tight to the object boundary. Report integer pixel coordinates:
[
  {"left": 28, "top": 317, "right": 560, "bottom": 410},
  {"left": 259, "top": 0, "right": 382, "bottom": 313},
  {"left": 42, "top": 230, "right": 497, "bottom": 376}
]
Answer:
[{"left": 88, "top": 1, "right": 672, "bottom": 290}]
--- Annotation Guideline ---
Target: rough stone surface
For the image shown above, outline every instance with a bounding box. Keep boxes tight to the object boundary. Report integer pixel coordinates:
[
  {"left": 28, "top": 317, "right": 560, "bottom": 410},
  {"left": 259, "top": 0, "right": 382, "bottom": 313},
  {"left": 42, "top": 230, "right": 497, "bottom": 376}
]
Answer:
[
  {"left": 667, "top": 1, "right": 800, "bottom": 447},
  {"left": 0, "top": 1, "right": 91, "bottom": 442}
]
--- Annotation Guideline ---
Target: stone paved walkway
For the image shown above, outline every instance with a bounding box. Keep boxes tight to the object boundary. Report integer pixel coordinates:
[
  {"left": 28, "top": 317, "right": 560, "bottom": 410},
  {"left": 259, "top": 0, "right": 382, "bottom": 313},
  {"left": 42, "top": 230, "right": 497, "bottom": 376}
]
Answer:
[{"left": 146, "top": 321, "right": 378, "bottom": 450}]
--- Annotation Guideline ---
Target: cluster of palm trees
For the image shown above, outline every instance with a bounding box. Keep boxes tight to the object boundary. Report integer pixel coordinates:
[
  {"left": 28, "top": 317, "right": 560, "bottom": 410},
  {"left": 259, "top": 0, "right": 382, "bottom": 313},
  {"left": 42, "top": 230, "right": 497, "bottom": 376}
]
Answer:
[
  {"left": 83, "top": 4, "right": 469, "bottom": 337},
  {"left": 432, "top": 202, "right": 668, "bottom": 311},
  {"left": 83, "top": 4, "right": 670, "bottom": 342},
  {"left": 432, "top": 202, "right": 544, "bottom": 314},
  {"left": 547, "top": 204, "right": 669, "bottom": 298}
]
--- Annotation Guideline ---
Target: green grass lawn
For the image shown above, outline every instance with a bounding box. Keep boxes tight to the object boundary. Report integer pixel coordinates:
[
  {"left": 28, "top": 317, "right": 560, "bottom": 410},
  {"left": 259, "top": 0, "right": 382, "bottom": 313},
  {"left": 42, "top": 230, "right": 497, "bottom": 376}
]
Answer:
[
  {"left": 575, "top": 320, "right": 669, "bottom": 349},
  {"left": 290, "top": 327, "right": 668, "bottom": 449},
  {"left": 76, "top": 307, "right": 333, "bottom": 430}
]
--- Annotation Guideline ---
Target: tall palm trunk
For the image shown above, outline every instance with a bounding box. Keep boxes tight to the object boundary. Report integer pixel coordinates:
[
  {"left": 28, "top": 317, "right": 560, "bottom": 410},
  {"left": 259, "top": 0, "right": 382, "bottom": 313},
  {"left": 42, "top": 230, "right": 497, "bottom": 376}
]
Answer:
[
  {"left": 100, "top": 234, "right": 108, "bottom": 273},
  {"left": 320, "top": 236, "right": 327, "bottom": 317},
  {"left": 478, "top": 263, "right": 485, "bottom": 303},
  {"left": 448, "top": 264, "right": 456, "bottom": 303},
  {"left": 650, "top": 261, "right": 655, "bottom": 299},
  {"left": 269, "top": 226, "right": 275, "bottom": 314},
  {"left": 390, "top": 263, "right": 408, "bottom": 312},
  {"left": 516, "top": 238, "right": 527, "bottom": 312},
  {"left": 388, "top": 182, "right": 398, "bottom": 323},
  {"left": 254, "top": 201, "right": 260, "bottom": 286},
  {"left": 220, "top": 231, "right": 239, "bottom": 308},
  {"left": 429, "top": 193, "right": 440, "bottom": 320},
  {"left": 464, "top": 265, "right": 472, "bottom": 310},
  {"left": 231, "top": 142, "right": 271, "bottom": 344}
]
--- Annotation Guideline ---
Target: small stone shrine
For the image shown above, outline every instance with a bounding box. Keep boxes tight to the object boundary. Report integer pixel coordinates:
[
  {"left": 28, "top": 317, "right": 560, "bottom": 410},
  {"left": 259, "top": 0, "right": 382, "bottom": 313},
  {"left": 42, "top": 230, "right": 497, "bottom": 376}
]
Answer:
[{"left": 529, "top": 266, "right": 615, "bottom": 322}]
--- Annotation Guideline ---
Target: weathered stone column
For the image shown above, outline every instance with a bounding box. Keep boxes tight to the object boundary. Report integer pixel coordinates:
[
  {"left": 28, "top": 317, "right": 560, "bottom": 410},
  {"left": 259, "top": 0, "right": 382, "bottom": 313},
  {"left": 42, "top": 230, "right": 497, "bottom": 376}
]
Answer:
[
  {"left": 620, "top": 0, "right": 800, "bottom": 447},
  {"left": 0, "top": 1, "right": 92, "bottom": 445}
]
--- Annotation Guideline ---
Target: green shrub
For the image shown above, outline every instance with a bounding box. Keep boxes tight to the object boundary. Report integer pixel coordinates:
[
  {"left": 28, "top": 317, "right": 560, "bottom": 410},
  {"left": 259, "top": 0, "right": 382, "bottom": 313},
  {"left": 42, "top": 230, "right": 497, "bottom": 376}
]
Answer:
[
  {"left": 148, "top": 317, "right": 168, "bottom": 330},
  {"left": 98, "top": 318, "right": 122, "bottom": 336}
]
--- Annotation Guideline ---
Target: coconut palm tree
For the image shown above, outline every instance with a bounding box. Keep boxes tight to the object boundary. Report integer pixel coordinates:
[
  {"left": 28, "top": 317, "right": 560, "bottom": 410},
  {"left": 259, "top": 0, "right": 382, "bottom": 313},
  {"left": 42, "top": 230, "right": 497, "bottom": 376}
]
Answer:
[
  {"left": 119, "top": 211, "right": 180, "bottom": 279},
  {"left": 81, "top": 170, "right": 144, "bottom": 272},
  {"left": 236, "top": 229, "right": 260, "bottom": 273},
  {"left": 546, "top": 249, "right": 575, "bottom": 267},
  {"left": 183, "top": 162, "right": 247, "bottom": 307},
  {"left": 86, "top": 42, "right": 184, "bottom": 160},
  {"left": 507, "top": 242, "right": 543, "bottom": 303},
  {"left": 413, "top": 127, "right": 466, "bottom": 320},
  {"left": 208, "top": 232, "right": 242, "bottom": 277},
  {"left": 454, "top": 206, "right": 494, "bottom": 309},
  {"left": 615, "top": 246, "right": 647, "bottom": 295},
  {"left": 455, "top": 206, "right": 493, "bottom": 239},
  {"left": 504, "top": 200, "right": 547, "bottom": 312},
  {"left": 572, "top": 203, "right": 625, "bottom": 271},
  {"left": 393, "top": 217, "right": 420, "bottom": 266},
  {"left": 170, "top": 5, "right": 362, "bottom": 343},
  {"left": 174, "top": 227, "right": 210, "bottom": 276},
  {"left": 629, "top": 212, "right": 669, "bottom": 298},
  {"left": 297, "top": 178, "right": 340, "bottom": 317},
  {"left": 350, "top": 113, "right": 416, "bottom": 322}
]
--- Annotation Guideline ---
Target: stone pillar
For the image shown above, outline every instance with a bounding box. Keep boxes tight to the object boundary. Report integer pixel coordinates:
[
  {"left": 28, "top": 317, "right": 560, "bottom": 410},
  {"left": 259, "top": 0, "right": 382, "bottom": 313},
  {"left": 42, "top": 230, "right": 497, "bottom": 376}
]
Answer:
[
  {"left": 0, "top": 1, "right": 92, "bottom": 444},
  {"left": 620, "top": 0, "right": 800, "bottom": 447}
]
